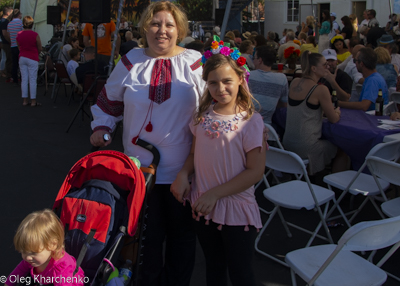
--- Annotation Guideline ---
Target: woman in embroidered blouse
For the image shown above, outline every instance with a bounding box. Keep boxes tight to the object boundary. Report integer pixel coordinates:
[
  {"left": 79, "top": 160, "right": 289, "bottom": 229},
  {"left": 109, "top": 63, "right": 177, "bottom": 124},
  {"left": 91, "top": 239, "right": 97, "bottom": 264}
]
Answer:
[
  {"left": 89, "top": 2, "right": 205, "bottom": 285},
  {"left": 317, "top": 10, "right": 332, "bottom": 53}
]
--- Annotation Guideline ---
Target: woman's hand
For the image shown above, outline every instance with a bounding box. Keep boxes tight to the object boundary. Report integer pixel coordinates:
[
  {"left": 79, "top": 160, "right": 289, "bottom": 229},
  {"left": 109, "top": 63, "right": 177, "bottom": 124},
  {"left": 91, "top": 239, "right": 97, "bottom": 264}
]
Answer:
[
  {"left": 192, "top": 189, "right": 219, "bottom": 216},
  {"left": 90, "top": 130, "right": 112, "bottom": 147},
  {"left": 334, "top": 107, "right": 341, "bottom": 116},
  {"left": 170, "top": 172, "right": 191, "bottom": 203}
]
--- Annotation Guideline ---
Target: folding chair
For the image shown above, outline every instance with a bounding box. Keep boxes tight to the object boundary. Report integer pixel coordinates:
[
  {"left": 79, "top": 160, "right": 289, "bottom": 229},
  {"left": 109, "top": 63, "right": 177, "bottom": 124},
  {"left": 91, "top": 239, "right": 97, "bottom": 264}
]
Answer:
[
  {"left": 366, "top": 156, "right": 400, "bottom": 218},
  {"left": 285, "top": 216, "right": 400, "bottom": 286},
  {"left": 53, "top": 60, "right": 74, "bottom": 105},
  {"left": 254, "top": 147, "right": 348, "bottom": 267},
  {"left": 255, "top": 123, "right": 308, "bottom": 190},
  {"left": 324, "top": 140, "right": 400, "bottom": 227},
  {"left": 66, "top": 74, "right": 107, "bottom": 133}
]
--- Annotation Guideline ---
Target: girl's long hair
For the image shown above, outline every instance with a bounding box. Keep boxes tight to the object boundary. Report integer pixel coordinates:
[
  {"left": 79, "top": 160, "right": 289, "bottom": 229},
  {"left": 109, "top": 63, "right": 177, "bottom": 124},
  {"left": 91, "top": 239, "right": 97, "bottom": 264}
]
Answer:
[{"left": 194, "top": 54, "right": 256, "bottom": 125}]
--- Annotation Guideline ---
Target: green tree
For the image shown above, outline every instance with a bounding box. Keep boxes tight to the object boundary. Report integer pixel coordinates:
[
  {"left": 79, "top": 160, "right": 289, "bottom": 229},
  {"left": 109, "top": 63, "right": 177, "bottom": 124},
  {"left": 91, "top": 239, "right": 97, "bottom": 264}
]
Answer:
[
  {"left": 176, "top": 0, "right": 212, "bottom": 21},
  {"left": 0, "top": 0, "right": 20, "bottom": 14}
]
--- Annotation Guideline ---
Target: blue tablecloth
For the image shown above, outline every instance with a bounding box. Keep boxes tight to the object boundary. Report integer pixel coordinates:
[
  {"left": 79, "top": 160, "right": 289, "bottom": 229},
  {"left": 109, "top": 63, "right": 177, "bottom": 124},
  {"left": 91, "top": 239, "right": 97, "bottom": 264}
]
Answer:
[{"left": 272, "top": 108, "right": 400, "bottom": 171}]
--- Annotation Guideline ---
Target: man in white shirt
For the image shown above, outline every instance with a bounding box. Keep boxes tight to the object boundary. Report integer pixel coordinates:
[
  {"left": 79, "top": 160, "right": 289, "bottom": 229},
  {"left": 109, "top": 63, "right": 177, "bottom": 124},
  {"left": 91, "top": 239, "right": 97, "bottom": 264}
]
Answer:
[
  {"left": 359, "top": 10, "right": 369, "bottom": 44},
  {"left": 367, "top": 9, "right": 379, "bottom": 28},
  {"left": 277, "top": 31, "right": 300, "bottom": 63},
  {"left": 344, "top": 45, "right": 365, "bottom": 101}
]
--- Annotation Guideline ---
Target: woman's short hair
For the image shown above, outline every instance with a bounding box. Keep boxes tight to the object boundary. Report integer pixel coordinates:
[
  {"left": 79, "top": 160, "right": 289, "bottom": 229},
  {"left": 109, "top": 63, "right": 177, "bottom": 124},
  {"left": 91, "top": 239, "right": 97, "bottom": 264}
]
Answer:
[
  {"left": 239, "top": 40, "right": 253, "bottom": 54},
  {"left": 138, "top": 1, "right": 188, "bottom": 48},
  {"left": 267, "top": 31, "right": 275, "bottom": 41},
  {"left": 307, "top": 35, "right": 317, "bottom": 47},
  {"left": 14, "top": 209, "right": 65, "bottom": 260},
  {"left": 301, "top": 51, "right": 324, "bottom": 76},
  {"left": 254, "top": 34, "right": 266, "bottom": 46},
  {"left": 374, "top": 47, "right": 392, "bottom": 64},
  {"left": 22, "top": 16, "right": 34, "bottom": 29},
  {"left": 298, "top": 32, "right": 307, "bottom": 41}
]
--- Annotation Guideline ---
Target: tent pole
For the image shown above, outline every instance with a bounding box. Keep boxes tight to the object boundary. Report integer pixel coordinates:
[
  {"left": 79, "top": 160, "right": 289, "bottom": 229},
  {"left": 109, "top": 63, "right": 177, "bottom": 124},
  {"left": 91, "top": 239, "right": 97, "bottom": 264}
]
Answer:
[
  {"left": 220, "top": 0, "right": 233, "bottom": 38},
  {"left": 51, "top": 0, "right": 73, "bottom": 99},
  {"left": 32, "top": 0, "right": 39, "bottom": 31},
  {"left": 32, "top": 0, "right": 39, "bottom": 19},
  {"left": 13, "top": 0, "right": 16, "bottom": 10},
  {"left": 108, "top": 0, "right": 125, "bottom": 76},
  {"left": 389, "top": 0, "right": 393, "bottom": 16}
]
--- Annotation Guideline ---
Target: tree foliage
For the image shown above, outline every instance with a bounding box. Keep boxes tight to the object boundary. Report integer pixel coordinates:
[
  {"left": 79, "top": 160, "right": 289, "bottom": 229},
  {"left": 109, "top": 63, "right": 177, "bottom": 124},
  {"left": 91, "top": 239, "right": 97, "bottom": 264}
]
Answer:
[
  {"left": 175, "top": 0, "right": 212, "bottom": 21},
  {"left": 0, "top": 0, "right": 20, "bottom": 15}
]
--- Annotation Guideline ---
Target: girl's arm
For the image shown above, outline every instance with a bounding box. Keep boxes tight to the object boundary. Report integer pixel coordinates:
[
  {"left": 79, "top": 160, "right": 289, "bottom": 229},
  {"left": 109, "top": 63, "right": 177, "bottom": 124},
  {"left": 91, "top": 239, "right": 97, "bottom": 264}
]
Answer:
[
  {"left": 170, "top": 136, "right": 196, "bottom": 203},
  {"left": 192, "top": 140, "right": 267, "bottom": 215}
]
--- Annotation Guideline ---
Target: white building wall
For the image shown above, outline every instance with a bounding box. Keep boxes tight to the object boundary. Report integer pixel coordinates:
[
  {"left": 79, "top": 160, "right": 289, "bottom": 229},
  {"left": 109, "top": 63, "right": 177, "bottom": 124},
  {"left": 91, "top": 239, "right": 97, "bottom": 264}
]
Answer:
[{"left": 264, "top": 0, "right": 393, "bottom": 40}]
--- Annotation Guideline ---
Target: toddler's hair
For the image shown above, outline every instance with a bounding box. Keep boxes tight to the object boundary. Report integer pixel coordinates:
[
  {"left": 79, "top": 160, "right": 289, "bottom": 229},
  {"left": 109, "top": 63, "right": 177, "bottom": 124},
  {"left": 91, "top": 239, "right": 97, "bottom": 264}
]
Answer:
[
  {"left": 194, "top": 53, "right": 256, "bottom": 125},
  {"left": 14, "top": 209, "right": 65, "bottom": 259}
]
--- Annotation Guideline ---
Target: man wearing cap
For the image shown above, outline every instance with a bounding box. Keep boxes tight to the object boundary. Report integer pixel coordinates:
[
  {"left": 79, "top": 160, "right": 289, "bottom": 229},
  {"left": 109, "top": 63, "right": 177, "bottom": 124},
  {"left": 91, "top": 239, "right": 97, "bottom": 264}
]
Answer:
[
  {"left": 319, "top": 49, "right": 352, "bottom": 101},
  {"left": 379, "top": 34, "right": 400, "bottom": 71},
  {"left": 329, "top": 12, "right": 340, "bottom": 40},
  {"left": 367, "top": 9, "right": 379, "bottom": 28},
  {"left": 213, "top": 26, "right": 221, "bottom": 36},
  {"left": 339, "top": 47, "right": 388, "bottom": 111}
]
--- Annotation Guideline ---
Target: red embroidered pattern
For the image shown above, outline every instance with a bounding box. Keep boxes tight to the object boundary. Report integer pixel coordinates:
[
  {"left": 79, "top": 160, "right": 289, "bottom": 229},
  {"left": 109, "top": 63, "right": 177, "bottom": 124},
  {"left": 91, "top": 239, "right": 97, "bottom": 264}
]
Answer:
[
  {"left": 97, "top": 87, "right": 124, "bottom": 117},
  {"left": 121, "top": 55, "right": 133, "bottom": 71},
  {"left": 149, "top": 59, "right": 172, "bottom": 104},
  {"left": 190, "top": 58, "right": 202, "bottom": 71}
]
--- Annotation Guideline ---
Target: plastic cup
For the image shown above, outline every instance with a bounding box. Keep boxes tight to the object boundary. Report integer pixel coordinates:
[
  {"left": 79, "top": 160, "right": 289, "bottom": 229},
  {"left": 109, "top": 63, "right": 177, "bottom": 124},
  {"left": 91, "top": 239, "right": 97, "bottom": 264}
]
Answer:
[{"left": 278, "top": 63, "right": 284, "bottom": 70}]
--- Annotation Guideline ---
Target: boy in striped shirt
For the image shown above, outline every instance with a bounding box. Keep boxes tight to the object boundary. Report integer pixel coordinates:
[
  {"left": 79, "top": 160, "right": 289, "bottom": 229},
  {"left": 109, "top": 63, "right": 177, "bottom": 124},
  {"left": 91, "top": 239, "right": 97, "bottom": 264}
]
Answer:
[{"left": 7, "top": 9, "right": 23, "bottom": 84}]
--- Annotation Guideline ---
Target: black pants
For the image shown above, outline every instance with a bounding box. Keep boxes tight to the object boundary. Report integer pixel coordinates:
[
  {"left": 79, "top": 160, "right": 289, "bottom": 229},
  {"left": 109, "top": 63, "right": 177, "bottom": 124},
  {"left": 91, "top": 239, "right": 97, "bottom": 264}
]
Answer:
[
  {"left": 11, "top": 46, "right": 19, "bottom": 83},
  {"left": 140, "top": 184, "right": 196, "bottom": 286},
  {"left": 2, "top": 43, "right": 12, "bottom": 78},
  {"left": 194, "top": 218, "right": 257, "bottom": 286}
]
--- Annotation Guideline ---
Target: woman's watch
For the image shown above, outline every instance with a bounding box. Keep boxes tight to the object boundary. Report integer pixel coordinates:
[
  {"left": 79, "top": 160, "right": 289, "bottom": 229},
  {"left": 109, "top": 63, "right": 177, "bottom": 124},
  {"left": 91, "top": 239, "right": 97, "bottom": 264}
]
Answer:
[{"left": 103, "top": 133, "right": 111, "bottom": 141}]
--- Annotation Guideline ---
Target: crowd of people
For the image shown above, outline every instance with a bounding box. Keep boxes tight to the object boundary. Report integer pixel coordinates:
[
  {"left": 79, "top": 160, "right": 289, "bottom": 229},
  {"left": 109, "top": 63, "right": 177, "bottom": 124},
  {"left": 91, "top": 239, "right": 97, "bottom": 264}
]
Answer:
[{"left": 2, "top": 2, "right": 400, "bottom": 286}]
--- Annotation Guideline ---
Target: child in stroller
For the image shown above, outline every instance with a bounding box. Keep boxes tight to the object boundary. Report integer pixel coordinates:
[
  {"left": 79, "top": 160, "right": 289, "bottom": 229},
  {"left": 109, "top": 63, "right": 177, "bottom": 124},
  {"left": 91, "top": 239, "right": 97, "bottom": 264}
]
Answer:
[{"left": 5, "top": 209, "right": 85, "bottom": 286}]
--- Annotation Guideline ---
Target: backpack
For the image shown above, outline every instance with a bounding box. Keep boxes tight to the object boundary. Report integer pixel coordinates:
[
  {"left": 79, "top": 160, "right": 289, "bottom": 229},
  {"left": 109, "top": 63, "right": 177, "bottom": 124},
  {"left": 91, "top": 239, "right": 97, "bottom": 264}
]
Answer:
[{"left": 56, "top": 179, "right": 129, "bottom": 281}]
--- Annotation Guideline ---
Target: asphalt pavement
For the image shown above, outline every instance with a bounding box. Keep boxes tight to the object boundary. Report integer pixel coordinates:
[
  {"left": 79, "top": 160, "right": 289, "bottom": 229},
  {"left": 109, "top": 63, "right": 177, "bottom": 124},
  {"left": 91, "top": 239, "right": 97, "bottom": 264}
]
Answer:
[{"left": 1, "top": 76, "right": 399, "bottom": 285}]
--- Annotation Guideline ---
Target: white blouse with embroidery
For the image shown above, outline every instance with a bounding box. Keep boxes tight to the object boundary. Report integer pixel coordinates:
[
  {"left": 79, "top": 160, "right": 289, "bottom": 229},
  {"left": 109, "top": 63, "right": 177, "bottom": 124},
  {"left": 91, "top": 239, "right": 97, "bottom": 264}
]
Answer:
[{"left": 91, "top": 48, "right": 205, "bottom": 184}]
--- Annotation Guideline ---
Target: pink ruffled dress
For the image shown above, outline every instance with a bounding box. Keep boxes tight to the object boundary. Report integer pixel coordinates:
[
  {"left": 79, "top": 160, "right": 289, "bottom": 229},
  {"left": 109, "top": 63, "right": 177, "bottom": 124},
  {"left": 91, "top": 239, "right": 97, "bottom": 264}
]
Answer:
[{"left": 188, "top": 106, "right": 265, "bottom": 230}]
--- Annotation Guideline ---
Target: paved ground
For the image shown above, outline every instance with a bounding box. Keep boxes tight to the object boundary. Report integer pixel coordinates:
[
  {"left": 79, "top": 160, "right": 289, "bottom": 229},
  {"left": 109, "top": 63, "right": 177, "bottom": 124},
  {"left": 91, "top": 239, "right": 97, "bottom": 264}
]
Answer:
[{"left": 1, "top": 76, "right": 399, "bottom": 285}]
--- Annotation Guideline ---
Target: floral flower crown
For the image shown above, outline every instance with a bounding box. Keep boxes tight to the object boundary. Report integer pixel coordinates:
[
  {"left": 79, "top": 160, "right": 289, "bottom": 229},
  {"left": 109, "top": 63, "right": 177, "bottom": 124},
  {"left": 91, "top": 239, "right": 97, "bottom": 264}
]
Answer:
[
  {"left": 330, "top": 35, "right": 344, "bottom": 44},
  {"left": 201, "top": 35, "right": 250, "bottom": 74}
]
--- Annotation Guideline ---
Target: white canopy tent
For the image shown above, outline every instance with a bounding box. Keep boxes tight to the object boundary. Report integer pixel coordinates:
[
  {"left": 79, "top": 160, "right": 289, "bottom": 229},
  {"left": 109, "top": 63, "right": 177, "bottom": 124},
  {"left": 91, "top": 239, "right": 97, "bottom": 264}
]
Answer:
[{"left": 20, "top": 0, "right": 57, "bottom": 45}]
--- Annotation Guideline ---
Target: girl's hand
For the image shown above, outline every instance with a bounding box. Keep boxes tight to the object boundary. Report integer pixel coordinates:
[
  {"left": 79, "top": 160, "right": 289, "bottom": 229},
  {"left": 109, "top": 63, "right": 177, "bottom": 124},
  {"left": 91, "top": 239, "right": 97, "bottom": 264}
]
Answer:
[
  {"left": 170, "top": 173, "right": 190, "bottom": 203},
  {"left": 192, "top": 189, "right": 219, "bottom": 215}
]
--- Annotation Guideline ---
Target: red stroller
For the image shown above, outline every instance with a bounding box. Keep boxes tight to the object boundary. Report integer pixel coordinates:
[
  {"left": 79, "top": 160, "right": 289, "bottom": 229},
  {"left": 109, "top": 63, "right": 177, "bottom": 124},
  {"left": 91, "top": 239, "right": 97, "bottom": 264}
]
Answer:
[{"left": 53, "top": 139, "right": 160, "bottom": 286}]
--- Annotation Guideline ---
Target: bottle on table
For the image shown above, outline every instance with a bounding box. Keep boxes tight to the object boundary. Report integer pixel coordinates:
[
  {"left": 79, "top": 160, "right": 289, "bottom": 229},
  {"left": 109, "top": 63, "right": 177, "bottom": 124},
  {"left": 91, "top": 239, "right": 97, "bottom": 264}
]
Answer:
[
  {"left": 119, "top": 259, "right": 133, "bottom": 286},
  {"left": 375, "top": 88, "right": 383, "bottom": 116},
  {"left": 331, "top": 90, "right": 338, "bottom": 109}
]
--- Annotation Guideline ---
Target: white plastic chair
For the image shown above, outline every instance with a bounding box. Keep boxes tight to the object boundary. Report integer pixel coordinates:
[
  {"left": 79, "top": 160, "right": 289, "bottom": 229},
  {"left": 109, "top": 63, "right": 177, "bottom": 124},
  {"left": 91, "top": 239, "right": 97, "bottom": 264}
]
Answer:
[
  {"left": 254, "top": 147, "right": 348, "bottom": 267},
  {"left": 255, "top": 123, "right": 308, "bottom": 189},
  {"left": 323, "top": 140, "right": 400, "bottom": 227},
  {"left": 285, "top": 216, "right": 400, "bottom": 286}
]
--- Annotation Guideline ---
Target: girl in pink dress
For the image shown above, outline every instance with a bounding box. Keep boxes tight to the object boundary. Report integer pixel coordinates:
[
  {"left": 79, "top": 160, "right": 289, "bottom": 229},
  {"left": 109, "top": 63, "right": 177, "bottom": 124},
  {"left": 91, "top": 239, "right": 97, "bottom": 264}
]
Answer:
[
  {"left": 171, "top": 48, "right": 267, "bottom": 286},
  {"left": 6, "top": 209, "right": 85, "bottom": 286}
]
